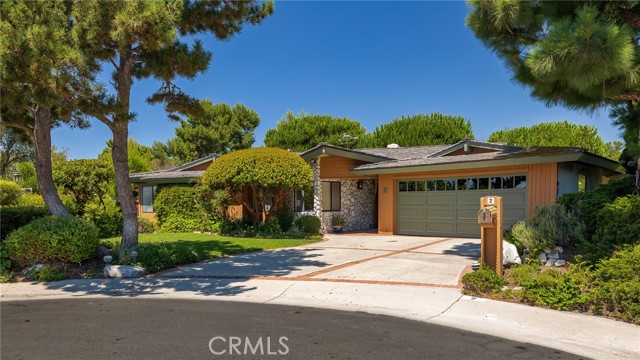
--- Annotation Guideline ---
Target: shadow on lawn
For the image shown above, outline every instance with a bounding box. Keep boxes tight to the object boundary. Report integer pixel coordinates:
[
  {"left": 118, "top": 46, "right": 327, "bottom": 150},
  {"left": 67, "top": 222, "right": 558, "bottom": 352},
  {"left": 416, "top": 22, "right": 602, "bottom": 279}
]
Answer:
[
  {"left": 442, "top": 242, "right": 481, "bottom": 260},
  {"left": 42, "top": 247, "right": 328, "bottom": 297}
]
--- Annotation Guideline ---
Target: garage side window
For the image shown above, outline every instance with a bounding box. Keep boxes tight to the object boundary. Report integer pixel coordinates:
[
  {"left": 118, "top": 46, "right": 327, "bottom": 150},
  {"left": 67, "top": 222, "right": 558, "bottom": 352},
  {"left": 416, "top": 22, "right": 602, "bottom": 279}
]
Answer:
[
  {"left": 141, "top": 185, "right": 157, "bottom": 213},
  {"left": 322, "top": 181, "right": 341, "bottom": 211}
]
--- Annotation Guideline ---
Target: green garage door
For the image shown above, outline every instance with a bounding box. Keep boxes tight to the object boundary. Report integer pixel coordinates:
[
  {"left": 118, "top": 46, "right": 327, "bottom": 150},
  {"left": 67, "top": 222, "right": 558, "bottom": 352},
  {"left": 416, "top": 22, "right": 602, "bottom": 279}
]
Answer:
[{"left": 396, "top": 175, "right": 527, "bottom": 237}]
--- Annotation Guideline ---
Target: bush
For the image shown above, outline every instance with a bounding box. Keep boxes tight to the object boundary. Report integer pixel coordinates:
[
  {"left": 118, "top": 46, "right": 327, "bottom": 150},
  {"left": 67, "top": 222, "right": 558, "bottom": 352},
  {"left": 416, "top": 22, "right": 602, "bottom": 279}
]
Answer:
[
  {"left": 138, "top": 217, "right": 157, "bottom": 234},
  {"left": 153, "top": 186, "right": 208, "bottom": 225},
  {"left": 17, "top": 193, "right": 79, "bottom": 215},
  {"left": 585, "top": 195, "right": 640, "bottom": 261},
  {"left": 462, "top": 265, "right": 507, "bottom": 294},
  {"left": 0, "top": 179, "right": 22, "bottom": 205},
  {"left": 35, "top": 265, "right": 66, "bottom": 282},
  {"left": 0, "top": 206, "right": 49, "bottom": 240},
  {"left": 82, "top": 197, "right": 123, "bottom": 238},
  {"left": 159, "top": 214, "right": 220, "bottom": 233},
  {"left": 294, "top": 215, "right": 321, "bottom": 234},
  {"left": 510, "top": 221, "right": 552, "bottom": 255},
  {"left": 132, "top": 243, "right": 201, "bottom": 273},
  {"left": 255, "top": 217, "right": 283, "bottom": 237},
  {"left": 587, "top": 244, "right": 640, "bottom": 324},
  {"left": 5, "top": 216, "right": 99, "bottom": 266},
  {"left": 519, "top": 269, "right": 587, "bottom": 311},
  {"left": 529, "top": 204, "right": 585, "bottom": 247},
  {"left": 276, "top": 208, "right": 295, "bottom": 232}
]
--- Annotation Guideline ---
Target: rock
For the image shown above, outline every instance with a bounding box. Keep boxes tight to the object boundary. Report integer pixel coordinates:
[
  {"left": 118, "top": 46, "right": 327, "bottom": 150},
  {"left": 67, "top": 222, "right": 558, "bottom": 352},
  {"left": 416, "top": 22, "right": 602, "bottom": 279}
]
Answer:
[
  {"left": 97, "top": 245, "right": 111, "bottom": 258},
  {"left": 103, "top": 265, "right": 145, "bottom": 278},
  {"left": 502, "top": 241, "right": 521, "bottom": 265},
  {"left": 554, "top": 260, "right": 567, "bottom": 267},
  {"left": 545, "top": 259, "right": 556, "bottom": 267},
  {"left": 554, "top": 246, "right": 564, "bottom": 254},
  {"left": 547, "top": 251, "right": 560, "bottom": 260},
  {"left": 543, "top": 248, "right": 554, "bottom": 254},
  {"left": 538, "top": 252, "right": 547, "bottom": 264},
  {"left": 103, "top": 255, "right": 113, "bottom": 264}
]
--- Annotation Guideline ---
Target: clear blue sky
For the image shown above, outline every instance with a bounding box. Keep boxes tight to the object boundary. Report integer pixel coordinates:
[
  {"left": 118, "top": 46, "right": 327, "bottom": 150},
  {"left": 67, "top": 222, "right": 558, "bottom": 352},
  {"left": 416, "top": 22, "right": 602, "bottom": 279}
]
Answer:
[{"left": 53, "top": 1, "right": 621, "bottom": 159}]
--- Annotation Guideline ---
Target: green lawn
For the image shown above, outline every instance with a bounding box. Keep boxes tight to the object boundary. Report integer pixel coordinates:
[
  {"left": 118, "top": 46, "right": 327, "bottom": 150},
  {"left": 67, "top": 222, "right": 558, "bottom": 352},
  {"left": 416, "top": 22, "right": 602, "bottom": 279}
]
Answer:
[{"left": 102, "top": 233, "right": 319, "bottom": 260}]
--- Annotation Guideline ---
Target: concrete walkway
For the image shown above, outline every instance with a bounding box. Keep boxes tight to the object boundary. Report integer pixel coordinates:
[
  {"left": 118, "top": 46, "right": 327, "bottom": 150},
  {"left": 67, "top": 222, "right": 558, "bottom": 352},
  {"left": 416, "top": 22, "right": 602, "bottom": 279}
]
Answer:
[{"left": 1, "top": 234, "right": 639, "bottom": 359}]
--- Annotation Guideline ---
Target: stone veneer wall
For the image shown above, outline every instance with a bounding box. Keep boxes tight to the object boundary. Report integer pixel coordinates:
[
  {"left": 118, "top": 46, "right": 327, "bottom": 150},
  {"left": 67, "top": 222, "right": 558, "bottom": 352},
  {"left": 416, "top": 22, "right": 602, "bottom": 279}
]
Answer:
[
  {"left": 319, "top": 178, "right": 376, "bottom": 233},
  {"left": 290, "top": 160, "right": 376, "bottom": 233}
]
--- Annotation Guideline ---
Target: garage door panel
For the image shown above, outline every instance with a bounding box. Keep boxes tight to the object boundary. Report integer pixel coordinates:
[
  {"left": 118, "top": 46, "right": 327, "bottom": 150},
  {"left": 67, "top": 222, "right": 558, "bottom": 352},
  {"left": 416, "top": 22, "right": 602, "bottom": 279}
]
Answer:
[
  {"left": 496, "top": 192, "right": 526, "bottom": 203},
  {"left": 456, "top": 207, "right": 479, "bottom": 220},
  {"left": 457, "top": 222, "right": 480, "bottom": 235},
  {"left": 397, "top": 207, "right": 426, "bottom": 219},
  {"left": 397, "top": 194, "right": 427, "bottom": 205},
  {"left": 457, "top": 192, "right": 487, "bottom": 205},
  {"left": 426, "top": 221, "right": 455, "bottom": 234},
  {"left": 426, "top": 207, "right": 456, "bottom": 220},
  {"left": 427, "top": 193, "right": 456, "bottom": 205},
  {"left": 397, "top": 220, "right": 427, "bottom": 234}
]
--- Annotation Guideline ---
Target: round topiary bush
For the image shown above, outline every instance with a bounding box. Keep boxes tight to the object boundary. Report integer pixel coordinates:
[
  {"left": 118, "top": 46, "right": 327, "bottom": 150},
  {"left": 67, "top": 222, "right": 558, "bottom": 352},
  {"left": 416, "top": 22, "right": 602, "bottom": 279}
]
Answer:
[
  {"left": 5, "top": 216, "right": 100, "bottom": 265},
  {"left": 294, "top": 215, "right": 321, "bottom": 234},
  {"left": 0, "top": 179, "right": 23, "bottom": 206}
]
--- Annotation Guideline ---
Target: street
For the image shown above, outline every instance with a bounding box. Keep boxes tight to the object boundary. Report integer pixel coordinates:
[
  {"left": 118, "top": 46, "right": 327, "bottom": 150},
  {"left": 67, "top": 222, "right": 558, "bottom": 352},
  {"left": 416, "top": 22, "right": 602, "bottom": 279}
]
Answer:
[{"left": 1, "top": 298, "right": 585, "bottom": 359}]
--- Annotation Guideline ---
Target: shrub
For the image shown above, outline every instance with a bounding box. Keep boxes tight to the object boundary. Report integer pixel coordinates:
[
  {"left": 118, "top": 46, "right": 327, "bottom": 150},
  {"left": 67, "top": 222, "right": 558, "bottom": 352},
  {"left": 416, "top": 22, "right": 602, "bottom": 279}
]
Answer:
[
  {"left": 255, "top": 217, "right": 283, "bottom": 237},
  {"left": 17, "top": 193, "right": 79, "bottom": 214},
  {"left": 510, "top": 220, "right": 552, "bottom": 255},
  {"left": 35, "top": 266, "right": 66, "bottom": 282},
  {"left": 138, "top": 217, "right": 157, "bottom": 234},
  {"left": 585, "top": 195, "right": 640, "bottom": 262},
  {"left": 153, "top": 185, "right": 214, "bottom": 225},
  {"left": 519, "top": 269, "right": 587, "bottom": 311},
  {"left": 294, "top": 215, "right": 321, "bottom": 234},
  {"left": 0, "top": 179, "right": 22, "bottom": 205},
  {"left": 82, "top": 197, "right": 123, "bottom": 238},
  {"left": 529, "top": 203, "right": 585, "bottom": 247},
  {"left": 276, "top": 208, "right": 295, "bottom": 232},
  {"left": 587, "top": 244, "right": 640, "bottom": 324},
  {"left": 0, "top": 206, "right": 49, "bottom": 240},
  {"left": 462, "top": 265, "right": 507, "bottom": 294},
  {"left": 159, "top": 214, "right": 220, "bottom": 233},
  {"left": 133, "top": 243, "right": 200, "bottom": 273},
  {"left": 5, "top": 216, "right": 99, "bottom": 266}
]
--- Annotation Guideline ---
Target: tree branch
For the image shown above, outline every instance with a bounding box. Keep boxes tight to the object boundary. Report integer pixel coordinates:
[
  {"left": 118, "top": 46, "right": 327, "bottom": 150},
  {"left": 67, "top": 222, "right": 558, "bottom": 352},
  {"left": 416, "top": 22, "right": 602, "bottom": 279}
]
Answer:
[
  {"left": 0, "top": 121, "right": 34, "bottom": 133},
  {"left": 109, "top": 57, "right": 118, "bottom": 70},
  {"left": 609, "top": 93, "right": 640, "bottom": 102}
]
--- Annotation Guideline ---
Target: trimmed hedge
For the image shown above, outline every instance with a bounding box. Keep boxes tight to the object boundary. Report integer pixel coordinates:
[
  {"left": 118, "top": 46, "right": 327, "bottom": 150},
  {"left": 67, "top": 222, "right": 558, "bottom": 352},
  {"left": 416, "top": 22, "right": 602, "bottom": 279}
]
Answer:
[
  {"left": 0, "top": 206, "right": 49, "bottom": 240},
  {"left": 153, "top": 185, "right": 209, "bottom": 225},
  {"left": 0, "top": 180, "right": 22, "bottom": 206},
  {"left": 5, "top": 216, "right": 99, "bottom": 265}
]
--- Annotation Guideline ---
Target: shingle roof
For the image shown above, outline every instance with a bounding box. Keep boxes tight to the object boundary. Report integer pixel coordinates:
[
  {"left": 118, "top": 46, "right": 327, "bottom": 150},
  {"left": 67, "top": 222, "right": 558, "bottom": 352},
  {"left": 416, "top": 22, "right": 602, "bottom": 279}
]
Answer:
[
  {"left": 130, "top": 170, "right": 204, "bottom": 182},
  {"left": 357, "top": 144, "right": 451, "bottom": 160}
]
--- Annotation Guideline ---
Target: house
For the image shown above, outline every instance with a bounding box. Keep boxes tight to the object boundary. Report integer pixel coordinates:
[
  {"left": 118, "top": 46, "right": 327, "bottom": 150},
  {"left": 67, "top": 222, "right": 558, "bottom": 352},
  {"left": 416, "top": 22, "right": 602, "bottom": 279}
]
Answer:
[{"left": 130, "top": 140, "right": 623, "bottom": 237}]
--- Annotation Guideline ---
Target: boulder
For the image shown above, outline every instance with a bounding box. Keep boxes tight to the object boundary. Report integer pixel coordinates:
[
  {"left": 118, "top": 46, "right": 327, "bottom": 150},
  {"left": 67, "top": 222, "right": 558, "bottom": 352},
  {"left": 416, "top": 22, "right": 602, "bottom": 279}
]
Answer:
[
  {"left": 545, "top": 258, "right": 556, "bottom": 267},
  {"left": 537, "top": 252, "right": 547, "bottom": 264},
  {"left": 554, "top": 260, "right": 567, "bottom": 267},
  {"left": 97, "top": 245, "right": 111, "bottom": 258},
  {"left": 554, "top": 246, "right": 564, "bottom": 254},
  {"left": 502, "top": 241, "right": 522, "bottom": 265},
  {"left": 547, "top": 251, "right": 560, "bottom": 260},
  {"left": 104, "top": 265, "right": 145, "bottom": 278}
]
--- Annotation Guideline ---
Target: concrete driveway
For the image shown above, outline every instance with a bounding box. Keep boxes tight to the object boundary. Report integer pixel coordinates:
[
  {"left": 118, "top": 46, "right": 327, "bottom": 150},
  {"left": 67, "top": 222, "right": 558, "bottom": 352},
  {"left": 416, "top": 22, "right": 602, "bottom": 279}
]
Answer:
[{"left": 157, "top": 234, "right": 480, "bottom": 288}]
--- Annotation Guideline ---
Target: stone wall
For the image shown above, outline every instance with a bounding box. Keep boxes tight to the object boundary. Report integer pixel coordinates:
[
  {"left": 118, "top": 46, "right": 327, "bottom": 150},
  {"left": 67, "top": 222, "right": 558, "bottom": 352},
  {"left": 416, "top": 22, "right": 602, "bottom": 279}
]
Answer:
[{"left": 319, "top": 178, "right": 376, "bottom": 233}]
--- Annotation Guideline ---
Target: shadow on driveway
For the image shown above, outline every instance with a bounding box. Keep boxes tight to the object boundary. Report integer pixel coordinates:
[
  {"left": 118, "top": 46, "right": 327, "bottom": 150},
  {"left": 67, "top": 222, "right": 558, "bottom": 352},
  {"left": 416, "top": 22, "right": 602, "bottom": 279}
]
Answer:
[{"left": 443, "top": 242, "right": 481, "bottom": 260}]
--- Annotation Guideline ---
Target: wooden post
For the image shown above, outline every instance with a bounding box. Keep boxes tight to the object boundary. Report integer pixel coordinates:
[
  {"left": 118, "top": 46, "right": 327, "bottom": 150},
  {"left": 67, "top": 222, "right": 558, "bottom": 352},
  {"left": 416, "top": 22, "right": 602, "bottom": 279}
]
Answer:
[{"left": 479, "top": 196, "right": 503, "bottom": 275}]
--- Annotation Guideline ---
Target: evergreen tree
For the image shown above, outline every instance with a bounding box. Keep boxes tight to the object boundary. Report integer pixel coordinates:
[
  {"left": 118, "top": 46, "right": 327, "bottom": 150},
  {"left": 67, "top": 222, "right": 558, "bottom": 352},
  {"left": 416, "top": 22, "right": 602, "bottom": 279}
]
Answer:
[
  {"left": 264, "top": 111, "right": 367, "bottom": 151},
  {"left": 72, "top": 0, "right": 273, "bottom": 255},
  {"left": 358, "top": 113, "right": 474, "bottom": 148},
  {"left": 167, "top": 100, "right": 260, "bottom": 162}
]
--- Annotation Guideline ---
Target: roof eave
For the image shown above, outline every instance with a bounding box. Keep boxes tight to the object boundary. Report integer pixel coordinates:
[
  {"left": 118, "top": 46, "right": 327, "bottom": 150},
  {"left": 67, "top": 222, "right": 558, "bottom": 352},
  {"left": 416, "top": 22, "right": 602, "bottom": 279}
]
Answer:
[
  {"left": 351, "top": 153, "right": 624, "bottom": 176},
  {"left": 300, "top": 144, "right": 391, "bottom": 163}
]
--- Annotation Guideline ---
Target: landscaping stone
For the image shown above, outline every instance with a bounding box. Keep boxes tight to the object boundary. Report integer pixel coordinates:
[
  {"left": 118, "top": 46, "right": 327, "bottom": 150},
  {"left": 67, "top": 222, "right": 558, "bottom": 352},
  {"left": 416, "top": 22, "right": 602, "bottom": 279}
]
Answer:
[
  {"left": 554, "top": 246, "right": 564, "bottom": 254},
  {"left": 545, "top": 259, "right": 556, "bottom": 267},
  {"left": 502, "top": 241, "right": 521, "bottom": 265},
  {"left": 103, "top": 265, "right": 145, "bottom": 278},
  {"left": 554, "top": 260, "right": 567, "bottom": 267},
  {"left": 547, "top": 251, "right": 560, "bottom": 260},
  {"left": 537, "top": 252, "right": 547, "bottom": 264}
]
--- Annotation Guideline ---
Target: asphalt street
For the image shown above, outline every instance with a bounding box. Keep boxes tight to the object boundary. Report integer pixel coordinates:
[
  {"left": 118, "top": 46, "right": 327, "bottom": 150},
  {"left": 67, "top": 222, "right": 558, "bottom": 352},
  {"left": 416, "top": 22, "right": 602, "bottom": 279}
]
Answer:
[{"left": 1, "top": 298, "right": 586, "bottom": 360}]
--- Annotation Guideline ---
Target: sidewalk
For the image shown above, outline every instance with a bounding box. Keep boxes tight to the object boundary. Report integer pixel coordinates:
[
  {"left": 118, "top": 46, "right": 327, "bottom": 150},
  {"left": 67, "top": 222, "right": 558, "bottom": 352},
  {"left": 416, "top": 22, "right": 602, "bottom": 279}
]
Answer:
[{"left": 2, "top": 278, "right": 638, "bottom": 359}]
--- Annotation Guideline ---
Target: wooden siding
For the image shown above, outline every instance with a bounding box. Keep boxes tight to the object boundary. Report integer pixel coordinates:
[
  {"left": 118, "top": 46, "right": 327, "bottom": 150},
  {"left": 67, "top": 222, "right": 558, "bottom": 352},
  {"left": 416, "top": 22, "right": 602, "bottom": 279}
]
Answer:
[
  {"left": 319, "top": 156, "right": 369, "bottom": 179},
  {"left": 377, "top": 163, "right": 558, "bottom": 235},
  {"left": 182, "top": 160, "right": 213, "bottom": 171},
  {"left": 528, "top": 163, "right": 558, "bottom": 216}
]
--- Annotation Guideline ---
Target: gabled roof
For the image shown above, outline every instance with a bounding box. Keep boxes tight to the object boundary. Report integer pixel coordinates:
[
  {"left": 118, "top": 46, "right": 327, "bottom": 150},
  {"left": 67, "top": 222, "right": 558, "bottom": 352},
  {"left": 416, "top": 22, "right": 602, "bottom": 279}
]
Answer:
[
  {"left": 428, "top": 140, "right": 522, "bottom": 157},
  {"left": 299, "top": 143, "right": 392, "bottom": 163},
  {"left": 169, "top": 154, "right": 218, "bottom": 171}
]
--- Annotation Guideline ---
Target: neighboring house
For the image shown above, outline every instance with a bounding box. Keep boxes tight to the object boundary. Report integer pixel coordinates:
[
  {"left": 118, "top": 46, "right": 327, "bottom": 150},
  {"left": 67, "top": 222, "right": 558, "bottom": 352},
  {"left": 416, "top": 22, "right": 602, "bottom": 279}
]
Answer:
[{"left": 130, "top": 140, "right": 623, "bottom": 237}]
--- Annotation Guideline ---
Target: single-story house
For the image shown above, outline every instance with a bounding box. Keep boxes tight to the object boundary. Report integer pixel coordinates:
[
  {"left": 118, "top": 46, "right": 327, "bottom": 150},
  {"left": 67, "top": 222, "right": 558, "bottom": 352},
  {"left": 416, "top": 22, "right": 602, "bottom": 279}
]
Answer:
[{"left": 130, "top": 140, "right": 623, "bottom": 237}]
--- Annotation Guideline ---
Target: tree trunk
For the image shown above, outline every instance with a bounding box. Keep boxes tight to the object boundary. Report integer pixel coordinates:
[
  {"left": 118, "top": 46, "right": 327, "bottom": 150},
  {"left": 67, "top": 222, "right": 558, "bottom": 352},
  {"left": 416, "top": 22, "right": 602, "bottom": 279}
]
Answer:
[
  {"left": 33, "top": 106, "right": 70, "bottom": 217},
  {"left": 112, "top": 121, "right": 138, "bottom": 257}
]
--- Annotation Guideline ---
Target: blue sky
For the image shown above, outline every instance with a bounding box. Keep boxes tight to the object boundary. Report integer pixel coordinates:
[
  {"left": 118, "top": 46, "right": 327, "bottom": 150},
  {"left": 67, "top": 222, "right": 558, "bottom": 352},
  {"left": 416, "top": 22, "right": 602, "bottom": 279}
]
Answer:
[{"left": 53, "top": 1, "right": 621, "bottom": 159}]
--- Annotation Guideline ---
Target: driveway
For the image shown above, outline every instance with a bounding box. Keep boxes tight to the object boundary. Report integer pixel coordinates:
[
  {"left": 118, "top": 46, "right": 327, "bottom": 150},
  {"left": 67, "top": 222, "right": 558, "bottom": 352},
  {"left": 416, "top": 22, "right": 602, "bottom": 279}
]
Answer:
[{"left": 157, "top": 234, "right": 480, "bottom": 288}]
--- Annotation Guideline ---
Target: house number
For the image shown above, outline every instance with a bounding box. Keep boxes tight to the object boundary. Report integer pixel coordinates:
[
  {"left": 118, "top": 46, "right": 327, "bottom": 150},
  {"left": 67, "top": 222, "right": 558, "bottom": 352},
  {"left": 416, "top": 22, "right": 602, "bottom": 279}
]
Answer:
[{"left": 487, "top": 197, "right": 495, "bottom": 205}]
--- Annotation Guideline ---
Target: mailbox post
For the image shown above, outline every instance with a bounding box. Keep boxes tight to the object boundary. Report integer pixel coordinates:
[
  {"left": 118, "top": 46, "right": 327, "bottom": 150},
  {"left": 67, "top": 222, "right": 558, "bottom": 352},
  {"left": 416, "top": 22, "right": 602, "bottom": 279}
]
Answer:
[{"left": 478, "top": 196, "right": 503, "bottom": 275}]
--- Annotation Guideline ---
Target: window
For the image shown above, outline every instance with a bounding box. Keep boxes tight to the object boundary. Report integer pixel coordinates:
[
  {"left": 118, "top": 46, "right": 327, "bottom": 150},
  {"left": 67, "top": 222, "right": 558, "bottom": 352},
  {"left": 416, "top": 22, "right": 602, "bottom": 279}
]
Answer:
[
  {"left": 399, "top": 181, "right": 407, "bottom": 192},
  {"left": 478, "top": 178, "right": 489, "bottom": 190},
  {"left": 141, "top": 185, "right": 157, "bottom": 213},
  {"left": 515, "top": 176, "right": 527, "bottom": 189},
  {"left": 294, "top": 189, "right": 314, "bottom": 212},
  {"left": 322, "top": 181, "right": 341, "bottom": 211}
]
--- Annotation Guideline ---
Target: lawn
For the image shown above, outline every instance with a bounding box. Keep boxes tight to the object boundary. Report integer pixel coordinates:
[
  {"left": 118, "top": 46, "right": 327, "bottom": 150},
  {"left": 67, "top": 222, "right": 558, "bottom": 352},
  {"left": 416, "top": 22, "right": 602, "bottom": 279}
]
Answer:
[{"left": 102, "top": 233, "right": 319, "bottom": 260}]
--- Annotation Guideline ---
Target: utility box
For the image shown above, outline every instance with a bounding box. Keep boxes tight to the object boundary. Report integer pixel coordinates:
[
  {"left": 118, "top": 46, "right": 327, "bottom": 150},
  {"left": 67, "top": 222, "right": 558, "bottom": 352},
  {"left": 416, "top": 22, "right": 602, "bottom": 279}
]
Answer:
[{"left": 479, "top": 196, "right": 503, "bottom": 275}]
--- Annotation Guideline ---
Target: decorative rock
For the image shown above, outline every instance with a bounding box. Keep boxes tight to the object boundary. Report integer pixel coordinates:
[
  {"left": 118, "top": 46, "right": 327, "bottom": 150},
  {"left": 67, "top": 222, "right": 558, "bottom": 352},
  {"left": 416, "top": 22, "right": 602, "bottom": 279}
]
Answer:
[
  {"left": 554, "top": 260, "right": 567, "bottom": 267},
  {"left": 547, "top": 251, "right": 560, "bottom": 260},
  {"left": 97, "top": 245, "right": 111, "bottom": 258},
  {"left": 545, "top": 259, "right": 556, "bottom": 267},
  {"left": 502, "top": 241, "right": 521, "bottom": 265},
  {"left": 104, "top": 265, "right": 144, "bottom": 278},
  {"left": 103, "top": 255, "right": 113, "bottom": 264},
  {"left": 554, "top": 246, "right": 564, "bottom": 254},
  {"left": 537, "top": 252, "right": 547, "bottom": 264},
  {"left": 543, "top": 248, "right": 554, "bottom": 254}
]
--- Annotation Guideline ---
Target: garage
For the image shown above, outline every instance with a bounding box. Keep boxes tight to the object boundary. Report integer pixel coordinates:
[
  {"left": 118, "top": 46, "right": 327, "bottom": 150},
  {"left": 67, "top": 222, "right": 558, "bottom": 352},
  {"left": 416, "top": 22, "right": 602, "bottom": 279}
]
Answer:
[{"left": 396, "top": 174, "right": 528, "bottom": 237}]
